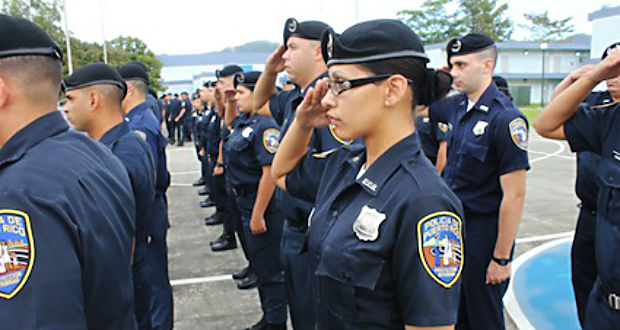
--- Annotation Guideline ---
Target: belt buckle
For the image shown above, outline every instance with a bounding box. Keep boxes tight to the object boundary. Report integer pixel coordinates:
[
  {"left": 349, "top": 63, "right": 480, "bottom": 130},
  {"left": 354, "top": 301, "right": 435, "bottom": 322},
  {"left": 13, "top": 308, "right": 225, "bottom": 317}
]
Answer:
[{"left": 609, "top": 293, "right": 620, "bottom": 310}]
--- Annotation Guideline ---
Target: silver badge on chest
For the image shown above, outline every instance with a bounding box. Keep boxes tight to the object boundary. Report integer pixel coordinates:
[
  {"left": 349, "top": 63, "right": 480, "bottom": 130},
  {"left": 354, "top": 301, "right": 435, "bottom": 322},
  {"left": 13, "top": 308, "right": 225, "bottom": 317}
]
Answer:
[
  {"left": 242, "top": 127, "right": 253, "bottom": 138},
  {"left": 352, "top": 205, "right": 386, "bottom": 242},
  {"left": 472, "top": 120, "right": 488, "bottom": 136}
]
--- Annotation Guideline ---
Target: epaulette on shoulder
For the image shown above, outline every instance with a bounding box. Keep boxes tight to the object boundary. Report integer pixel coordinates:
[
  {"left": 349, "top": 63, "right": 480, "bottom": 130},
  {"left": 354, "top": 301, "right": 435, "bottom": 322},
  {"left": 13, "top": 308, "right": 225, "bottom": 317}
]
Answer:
[{"left": 592, "top": 101, "right": 619, "bottom": 109}]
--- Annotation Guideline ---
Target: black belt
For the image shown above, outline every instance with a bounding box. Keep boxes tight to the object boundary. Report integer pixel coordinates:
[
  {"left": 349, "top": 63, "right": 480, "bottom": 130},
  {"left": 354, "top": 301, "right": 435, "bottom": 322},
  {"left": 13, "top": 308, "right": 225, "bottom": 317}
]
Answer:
[{"left": 232, "top": 183, "right": 259, "bottom": 197}]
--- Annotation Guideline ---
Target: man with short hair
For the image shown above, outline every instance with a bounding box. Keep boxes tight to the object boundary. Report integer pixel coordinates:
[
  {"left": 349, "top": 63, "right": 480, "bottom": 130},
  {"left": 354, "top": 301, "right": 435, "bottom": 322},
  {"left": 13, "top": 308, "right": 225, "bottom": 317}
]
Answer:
[
  {"left": 426, "top": 32, "right": 529, "bottom": 330},
  {"left": 0, "top": 14, "right": 136, "bottom": 329},
  {"left": 63, "top": 62, "right": 156, "bottom": 330}
]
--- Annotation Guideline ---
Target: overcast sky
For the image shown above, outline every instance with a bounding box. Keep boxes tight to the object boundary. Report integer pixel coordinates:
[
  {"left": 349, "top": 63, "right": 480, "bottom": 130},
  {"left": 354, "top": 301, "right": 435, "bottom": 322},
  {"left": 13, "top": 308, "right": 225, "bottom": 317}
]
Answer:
[{"left": 62, "top": 0, "right": 617, "bottom": 55}]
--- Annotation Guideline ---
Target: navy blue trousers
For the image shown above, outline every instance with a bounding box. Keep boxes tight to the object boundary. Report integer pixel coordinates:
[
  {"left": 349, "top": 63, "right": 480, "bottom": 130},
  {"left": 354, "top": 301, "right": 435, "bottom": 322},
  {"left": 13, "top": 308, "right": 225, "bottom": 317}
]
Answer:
[
  {"left": 571, "top": 204, "right": 597, "bottom": 327},
  {"left": 147, "top": 194, "right": 173, "bottom": 330}
]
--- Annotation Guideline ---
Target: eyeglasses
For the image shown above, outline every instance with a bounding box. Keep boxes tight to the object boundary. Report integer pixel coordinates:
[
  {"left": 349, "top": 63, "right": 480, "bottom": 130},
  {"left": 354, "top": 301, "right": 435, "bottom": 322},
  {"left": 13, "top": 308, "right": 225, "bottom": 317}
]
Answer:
[{"left": 327, "top": 74, "right": 412, "bottom": 95}]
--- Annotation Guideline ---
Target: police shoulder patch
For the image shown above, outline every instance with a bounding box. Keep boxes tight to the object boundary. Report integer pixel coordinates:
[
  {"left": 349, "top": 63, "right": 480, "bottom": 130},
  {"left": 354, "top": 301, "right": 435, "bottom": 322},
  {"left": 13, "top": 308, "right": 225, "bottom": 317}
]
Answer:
[
  {"left": 262, "top": 128, "right": 280, "bottom": 154},
  {"left": 329, "top": 124, "right": 353, "bottom": 145},
  {"left": 508, "top": 117, "right": 528, "bottom": 151},
  {"left": 0, "top": 210, "right": 35, "bottom": 299},
  {"left": 437, "top": 122, "right": 450, "bottom": 133},
  {"left": 133, "top": 130, "right": 147, "bottom": 141},
  {"left": 417, "top": 211, "right": 463, "bottom": 288}
]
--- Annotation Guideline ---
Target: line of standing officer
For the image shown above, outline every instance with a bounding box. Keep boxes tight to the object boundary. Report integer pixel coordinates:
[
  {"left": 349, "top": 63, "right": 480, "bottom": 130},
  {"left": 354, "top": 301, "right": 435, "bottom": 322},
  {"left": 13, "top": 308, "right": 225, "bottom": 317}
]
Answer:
[
  {"left": 62, "top": 63, "right": 157, "bottom": 330},
  {"left": 252, "top": 18, "right": 358, "bottom": 330},
  {"left": 426, "top": 33, "right": 530, "bottom": 330},
  {"left": 0, "top": 14, "right": 136, "bottom": 329},
  {"left": 118, "top": 63, "right": 174, "bottom": 330}
]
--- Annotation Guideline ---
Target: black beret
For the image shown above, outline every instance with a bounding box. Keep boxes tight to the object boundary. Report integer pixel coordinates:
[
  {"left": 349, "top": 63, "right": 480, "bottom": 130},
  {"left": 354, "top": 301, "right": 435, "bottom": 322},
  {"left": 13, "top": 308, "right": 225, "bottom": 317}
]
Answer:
[
  {"left": 216, "top": 65, "right": 243, "bottom": 78},
  {"left": 63, "top": 63, "right": 127, "bottom": 98},
  {"left": 320, "top": 19, "right": 429, "bottom": 67},
  {"left": 446, "top": 32, "right": 495, "bottom": 67},
  {"left": 283, "top": 18, "right": 329, "bottom": 48},
  {"left": 128, "top": 60, "right": 148, "bottom": 72},
  {"left": 233, "top": 71, "right": 261, "bottom": 91},
  {"left": 0, "top": 14, "right": 62, "bottom": 61},
  {"left": 492, "top": 75, "right": 509, "bottom": 92},
  {"left": 117, "top": 63, "right": 150, "bottom": 84},
  {"left": 602, "top": 42, "right": 620, "bottom": 60}
]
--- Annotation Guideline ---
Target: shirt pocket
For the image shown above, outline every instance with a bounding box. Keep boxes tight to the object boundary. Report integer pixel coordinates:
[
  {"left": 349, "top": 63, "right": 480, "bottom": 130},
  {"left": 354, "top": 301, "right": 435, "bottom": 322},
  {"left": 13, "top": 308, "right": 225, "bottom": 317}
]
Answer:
[
  {"left": 229, "top": 135, "right": 252, "bottom": 151},
  {"left": 456, "top": 141, "right": 489, "bottom": 178}
]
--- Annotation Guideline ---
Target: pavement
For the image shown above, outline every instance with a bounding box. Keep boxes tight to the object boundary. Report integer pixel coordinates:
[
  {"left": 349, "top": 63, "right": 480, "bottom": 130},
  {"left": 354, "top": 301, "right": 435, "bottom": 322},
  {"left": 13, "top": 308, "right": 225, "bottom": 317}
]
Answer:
[{"left": 165, "top": 130, "right": 580, "bottom": 330}]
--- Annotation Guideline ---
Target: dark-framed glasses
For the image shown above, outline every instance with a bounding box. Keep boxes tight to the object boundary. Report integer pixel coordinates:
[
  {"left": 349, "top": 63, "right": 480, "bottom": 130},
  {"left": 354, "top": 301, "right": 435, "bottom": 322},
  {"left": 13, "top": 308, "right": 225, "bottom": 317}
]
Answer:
[{"left": 327, "top": 74, "right": 412, "bottom": 95}]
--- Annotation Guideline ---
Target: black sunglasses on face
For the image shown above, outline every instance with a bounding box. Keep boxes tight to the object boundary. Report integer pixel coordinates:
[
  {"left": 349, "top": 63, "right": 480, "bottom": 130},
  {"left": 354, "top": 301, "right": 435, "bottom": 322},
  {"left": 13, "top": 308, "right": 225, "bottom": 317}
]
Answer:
[{"left": 327, "top": 74, "right": 413, "bottom": 95}]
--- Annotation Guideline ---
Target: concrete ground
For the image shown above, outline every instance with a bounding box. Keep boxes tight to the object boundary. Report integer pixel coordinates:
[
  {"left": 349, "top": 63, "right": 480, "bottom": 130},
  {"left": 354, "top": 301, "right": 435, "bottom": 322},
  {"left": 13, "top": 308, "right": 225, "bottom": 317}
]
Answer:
[{"left": 165, "top": 130, "right": 579, "bottom": 330}]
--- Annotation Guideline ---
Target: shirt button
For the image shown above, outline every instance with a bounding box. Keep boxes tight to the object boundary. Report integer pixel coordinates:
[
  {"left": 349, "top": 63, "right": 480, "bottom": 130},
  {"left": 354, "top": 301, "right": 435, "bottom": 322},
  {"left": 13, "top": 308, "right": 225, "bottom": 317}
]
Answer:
[
  {"left": 332, "top": 209, "right": 338, "bottom": 217},
  {"left": 342, "top": 272, "right": 351, "bottom": 282}
]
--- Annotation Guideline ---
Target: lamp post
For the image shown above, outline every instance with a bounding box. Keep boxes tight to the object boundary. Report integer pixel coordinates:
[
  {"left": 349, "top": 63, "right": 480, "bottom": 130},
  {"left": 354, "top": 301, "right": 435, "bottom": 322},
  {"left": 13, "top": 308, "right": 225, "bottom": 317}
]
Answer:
[
  {"left": 62, "top": 0, "right": 73, "bottom": 74},
  {"left": 540, "top": 42, "right": 548, "bottom": 107}
]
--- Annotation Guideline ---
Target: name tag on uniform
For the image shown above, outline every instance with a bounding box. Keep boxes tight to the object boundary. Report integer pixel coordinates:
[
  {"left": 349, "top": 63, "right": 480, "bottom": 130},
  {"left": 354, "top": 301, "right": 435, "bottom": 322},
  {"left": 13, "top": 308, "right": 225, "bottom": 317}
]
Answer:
[
  {"left": 353, "top": 205, "right": 386, "bottom": 242},
  {"left": 472, "top": 121, "right": 488, "bottom": 136},
  {"left": 242, "top": 127, "right": 253, "bottom": 138}
]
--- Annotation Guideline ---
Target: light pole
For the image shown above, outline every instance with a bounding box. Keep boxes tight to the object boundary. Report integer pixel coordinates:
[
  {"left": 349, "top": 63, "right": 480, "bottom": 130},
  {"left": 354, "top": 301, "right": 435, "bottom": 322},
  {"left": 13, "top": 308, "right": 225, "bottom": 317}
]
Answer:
[
  {"left": 540, "top": 42, "right": 548, "bottom": 107},
  {"left": 100, "top": 0, "right": 108, "bottom": 63},
  {"left": 62, "top": 0, "right": 73, "bottom": 74}
]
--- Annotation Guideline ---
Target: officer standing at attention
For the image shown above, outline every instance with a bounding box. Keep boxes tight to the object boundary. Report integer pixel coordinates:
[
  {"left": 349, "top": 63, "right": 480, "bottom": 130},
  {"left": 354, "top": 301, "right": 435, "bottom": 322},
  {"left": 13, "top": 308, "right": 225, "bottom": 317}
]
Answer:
[
  {"left": 224, "top": 71, "right": 287, "bottom": 330},
  {"left": 62, "top": 63, "right": 156, "bottom": 330},
  {"left": 168, "top": 93, "right": 182, "bottom": 145},
  {"left": 423, "top": 33, "right": 529, "bottom": 330},
  {"left": 118, "top": 63, "right": 173, "bottom": 330},
  {"left": 0, "top": 15, "right": 136, "bottom": 329},
  {"left": 534, "top": 48, "right": 620, "bottom": 330},
  {"left": 253, "top": 18, "right": 356, "bottom": 330},
  {"left": 271, "top": 19, "right": 463, "bottom": 330},
  {"left": 544, "top": 42, "right": 620, "bottom": 328},
  {"left": 177, "top": 91, "right": 191, "bottom": 146}
]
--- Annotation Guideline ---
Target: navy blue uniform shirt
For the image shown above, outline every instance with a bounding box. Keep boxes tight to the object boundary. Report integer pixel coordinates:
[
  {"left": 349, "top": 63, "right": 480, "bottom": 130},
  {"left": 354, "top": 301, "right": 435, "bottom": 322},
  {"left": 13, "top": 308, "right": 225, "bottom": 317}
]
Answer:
[
  {"left": 269, "top": 73, "right": 355, "bottom": 225},
  {"left": 0, "top": 111, "right": 136, "bottom": 329},
  {"left": 100, "top": 120, "right": 156, "bottom": 265},
  {"left": 285, "top": 133, "right": 464, "bottom": 329},
  {"left": 181, "top": 99, "right": 192, "bottom": 120},
  {"left": 125, "top": 102, "right": 170, "bottom": 194},
  {"left": 564, "top": 102, "right": 620, "bottom": 294},
  {"left": 415, "top": 115, "right": 448, "bottom": 164},
  {"left": 206, "top": 108, "right": 222, "bottom": 157},
  {"left": 225, "top": 112, "right": 280, "bottom": 188},
  {"left": 168, "top": 98, "right": 182, "bottom": 117},
  {"left": 147, "top": 93, "right": 163, "bottom": 123},
  {"left": 430, "top": 82, "right": 530, "bottom": 215}
]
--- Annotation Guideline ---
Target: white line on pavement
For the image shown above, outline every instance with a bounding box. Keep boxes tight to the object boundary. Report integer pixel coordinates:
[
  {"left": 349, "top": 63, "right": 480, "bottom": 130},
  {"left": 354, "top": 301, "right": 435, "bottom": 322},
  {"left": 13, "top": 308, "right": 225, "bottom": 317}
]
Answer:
[{"left": 170, "top": 170, "right": 201, "bottom": 175}]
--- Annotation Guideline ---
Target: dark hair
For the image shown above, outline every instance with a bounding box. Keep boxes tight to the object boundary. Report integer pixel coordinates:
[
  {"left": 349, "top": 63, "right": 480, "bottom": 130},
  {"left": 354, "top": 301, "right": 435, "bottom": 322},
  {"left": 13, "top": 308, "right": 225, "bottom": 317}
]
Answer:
[{"left": 359, "top": 57, "right": 452, "bottom": 109}]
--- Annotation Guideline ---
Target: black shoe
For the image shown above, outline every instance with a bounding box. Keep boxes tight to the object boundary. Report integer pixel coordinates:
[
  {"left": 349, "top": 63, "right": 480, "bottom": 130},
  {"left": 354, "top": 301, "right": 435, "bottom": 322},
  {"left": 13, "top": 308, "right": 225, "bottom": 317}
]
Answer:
[
  {"left": 193, "top": 177, "right": 207, "bottom": 186},
  {"left": 197, "top": 187, "right": 210, "bottom": 196},
  {"left": 205, "top": 213, "right": 223, "bottom": 226},
  {"left": 209, "top": 233, "right": 225, "bottom": 246},
  {"left": 176, "top": 141, "right": 184, "bottom": 147},
  {"left": 244, "top": 316, "right": 266, "bottom": 330},
  {"left": 211, "top": 235, "right": 237, "bottom": 252},
  {"left": 232, "top": 265, "right": 251, "bottom": 280},
  {"left": 236, "top": 272, "right": 258, "bottom": 290},
  {"left": 200, "top": 198, "right": 215, "bottom": 208}
]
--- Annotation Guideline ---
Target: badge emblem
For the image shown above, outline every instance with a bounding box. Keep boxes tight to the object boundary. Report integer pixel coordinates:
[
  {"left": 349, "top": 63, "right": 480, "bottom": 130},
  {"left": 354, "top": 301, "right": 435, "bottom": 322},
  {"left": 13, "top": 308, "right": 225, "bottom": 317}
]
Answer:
[
  {"left": 326, "top": 33, "right": 334, "bottom": 59},
  {"left": 242, "top": 126, "right": 254, "bottom": 138},
  {"left": 437, "top": 122, "right": 450, "bottom": 133},
  {"left": 508, "top": 117, "right": 528, "bottom": 151},
  {"left": 472, "top": 120, "right": 488, "bottom": 136},
  {"left": 418, "top": 211, "right": 463, "bottom": 288},
  {"left": 262, "top": 128, "right": 280, "bottom": 154},
  {"left": 352, "top": 205, "right": 386, "bottom": 242},
  {"left": 451, "top": 39, "right": 462, "bottom": 53},
  {"left": 0, "top": 210, "right": 35, "bottom": 299},
  {"left": 287, "top": 19, "right": 297, "bottom": 33},
  {"left": 133, "top": 130, "right": 147, "bottom": 141}
]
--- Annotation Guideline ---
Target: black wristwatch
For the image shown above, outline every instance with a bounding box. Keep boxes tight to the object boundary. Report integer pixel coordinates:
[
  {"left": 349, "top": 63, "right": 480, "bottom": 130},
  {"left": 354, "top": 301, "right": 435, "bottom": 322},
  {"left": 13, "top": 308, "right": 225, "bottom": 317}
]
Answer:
[
  {"left": 492, "top": 256, "right": 512, "bottom": 266},
  {"left": 215, "top": 163, "right": 224, "bottom": 168}
]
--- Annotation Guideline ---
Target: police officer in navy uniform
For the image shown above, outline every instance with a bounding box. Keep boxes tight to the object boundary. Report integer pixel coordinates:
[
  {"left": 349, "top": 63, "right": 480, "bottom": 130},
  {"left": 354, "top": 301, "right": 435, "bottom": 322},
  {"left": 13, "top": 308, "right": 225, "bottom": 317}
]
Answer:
[
  {"left": 415, "top": 107, "right": 448, "bottom": 172},
  {"left": 271, "top": 19, "right": 463, "bottom": 330},
  {"left": 0, "top": 14, "right": 136, "bottom": 329},
  {"left": 424, "top": 33, "right": 530, "bottom": 330},
  {"left": 545, "top": 42, "right": 620, "bottom": 328},
  {"left": 62, "top": 63, "right": 156, "bottom": 330},
  {"left": 223, "top": 71, "right": 287, "bottom": 330},
  {"left": 118, "top": 63, "right": 173, "bottom": 330},
  {"left": 534, "top": 48, "right": 620, "bottom": 330},
  {"left": 253, "top": 18, "right": 357, "bottom": 330},
  {"left": 168, "top": 93, "right": 182, "bottom": 145},
  {"left": 178, "top": 91, "right": 192, "bottom": 146}
]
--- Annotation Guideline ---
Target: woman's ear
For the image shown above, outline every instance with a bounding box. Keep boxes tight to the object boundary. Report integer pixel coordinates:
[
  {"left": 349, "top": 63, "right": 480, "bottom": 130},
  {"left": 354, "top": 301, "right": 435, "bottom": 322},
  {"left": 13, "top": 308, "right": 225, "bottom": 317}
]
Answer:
[
  {"left": 384, "top": 75, "right": 408, "bottom": 108},
  {"left": 0, "top": 77, "right": 9, "bottom": 110}
]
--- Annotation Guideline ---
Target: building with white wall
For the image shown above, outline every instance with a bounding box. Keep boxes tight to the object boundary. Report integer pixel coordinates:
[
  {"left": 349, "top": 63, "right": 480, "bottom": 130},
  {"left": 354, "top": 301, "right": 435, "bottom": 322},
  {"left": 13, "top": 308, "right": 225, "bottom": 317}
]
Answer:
[{"left": 588, "top": 6, "right": 620, "bottom": 60}]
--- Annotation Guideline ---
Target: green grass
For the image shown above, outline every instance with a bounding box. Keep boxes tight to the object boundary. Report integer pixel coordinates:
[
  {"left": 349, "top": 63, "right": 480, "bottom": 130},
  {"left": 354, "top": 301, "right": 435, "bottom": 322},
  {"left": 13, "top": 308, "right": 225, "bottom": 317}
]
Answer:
[{"left": 517, "top": 105, "right": 544, "bottom": 122}]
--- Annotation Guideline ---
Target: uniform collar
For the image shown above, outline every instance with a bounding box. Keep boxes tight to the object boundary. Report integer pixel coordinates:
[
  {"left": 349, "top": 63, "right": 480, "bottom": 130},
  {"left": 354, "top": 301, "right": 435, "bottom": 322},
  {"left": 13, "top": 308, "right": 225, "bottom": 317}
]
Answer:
[
  {"left": 0, "top": 111, "right": 69, "bottom": 167},
  {"left": 125, "top": 101, "right": 149, "bottom": 120},
  {"left": 301, "top": 71, "right": 329, "bottom": 97},
  {"left": 466, "top": 82, "right": 499, "bottom": 113},
  {"left": 348, "top": 133, "right": 421, "bottom": 196},
  {"left": 99, "top": 120, "right": 131, "bottom": 146}
]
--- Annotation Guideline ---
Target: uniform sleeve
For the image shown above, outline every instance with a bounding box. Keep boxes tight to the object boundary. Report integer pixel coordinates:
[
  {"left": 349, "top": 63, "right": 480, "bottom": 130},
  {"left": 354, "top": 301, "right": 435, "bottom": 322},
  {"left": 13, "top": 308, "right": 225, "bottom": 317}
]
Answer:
[
  {"left": 285, "top": 149, "right": 334, "bottom": 204},
  {"left": 392, "top": 193, "right": 463, "bottom": 327},
  {"left": 435, "top": 121, "right": 448, "bottom": 142},
  {"left": 254, "top": 120, "right": 281, "bottom": 166},
  {"left": 429, "top": 97, "right": 452, "bottom": 124},
  {"left": 268, "top": 91, "right": 289, "bottom": 126},
  {"left": 564, "top": 104, "right": 612, "bottom": 155},
  {"left": 493, "top": 112, "right": 530, "bottom": 176}
]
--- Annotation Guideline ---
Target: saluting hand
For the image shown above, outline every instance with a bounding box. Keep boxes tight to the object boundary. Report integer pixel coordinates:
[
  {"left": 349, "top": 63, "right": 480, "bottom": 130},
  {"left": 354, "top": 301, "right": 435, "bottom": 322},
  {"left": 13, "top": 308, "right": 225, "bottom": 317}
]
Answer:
[
  {"left": 295, "top": 78, "right": 330, "bottom": 129},
  {"left": 250, "top": 215, "right": 267, "bottom": 235},
  {"left": 265, "top": 45, "right": 286, "bottom": 74},
  {"left": 486, "top": 260, "right": 511, "bottom": 285},
  {"left": 224, "top": 88, "right": 237, "bottom": 102},
  {"left": 587, "top": 48, "right": 620, "bottom": 83}
]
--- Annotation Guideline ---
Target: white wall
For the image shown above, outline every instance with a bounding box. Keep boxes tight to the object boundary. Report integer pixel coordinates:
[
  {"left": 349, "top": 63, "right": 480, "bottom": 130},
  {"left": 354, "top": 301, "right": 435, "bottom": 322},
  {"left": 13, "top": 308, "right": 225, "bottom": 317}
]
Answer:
[{"left": 591, "top": 14, "right": 620, "bottom": 59}]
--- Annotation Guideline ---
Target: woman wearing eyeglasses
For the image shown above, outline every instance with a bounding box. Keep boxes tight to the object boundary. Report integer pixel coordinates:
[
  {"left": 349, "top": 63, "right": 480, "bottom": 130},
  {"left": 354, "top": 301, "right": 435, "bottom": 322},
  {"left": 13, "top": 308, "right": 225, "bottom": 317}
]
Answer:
[{"left": 272, "top": 19, "right": 464, "bottom": 330}]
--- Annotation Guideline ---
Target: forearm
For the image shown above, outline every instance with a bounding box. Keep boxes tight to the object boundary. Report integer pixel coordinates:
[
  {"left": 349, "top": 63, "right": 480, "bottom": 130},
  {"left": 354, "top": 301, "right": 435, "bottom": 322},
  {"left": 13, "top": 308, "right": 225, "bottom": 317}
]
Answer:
[
  {"left": 252, "top": 167, "right": 276, "bottom": 219},
  {"left": 271, "top": 118, "right": 313, "bottom": 190},
  {"left": 551, "top": 74, "right": 577, "bottom": 100},
  {"left": 215, "top": 97, "right": 226, "bottom": 117},
  {"left": 224, "top": 100, "right": 238, "bottom": 129},
  {"left": 176, "top": 109, "right": 185, "bottom": 121},
  {"left": 435, "top": 141, "right": 447, "bottom": 175},
  {"left": 495, "top": 189, "right": 525, "bottom": 258},
  {"left": 253, "top": 70, "right": 278, "bottom": 114},
  {"left": 217, "top": 141, "right": 224, "bottom": 165}
]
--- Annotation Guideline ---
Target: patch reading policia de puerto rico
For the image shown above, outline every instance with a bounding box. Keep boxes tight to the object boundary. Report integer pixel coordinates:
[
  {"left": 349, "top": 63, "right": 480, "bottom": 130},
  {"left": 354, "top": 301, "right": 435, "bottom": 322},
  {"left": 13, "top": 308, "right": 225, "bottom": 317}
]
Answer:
[
  {"left": 418, "top": 211, "right": 463, "bottom": 288},
  {"left": 263, "top": 128, "right": 280, "bottom": 154},
  {"left": 509, "top": 117, "right": 528, "bottom": 151},
  {"left": 0, "top": 210, "right": 35, "bottom": 299}
]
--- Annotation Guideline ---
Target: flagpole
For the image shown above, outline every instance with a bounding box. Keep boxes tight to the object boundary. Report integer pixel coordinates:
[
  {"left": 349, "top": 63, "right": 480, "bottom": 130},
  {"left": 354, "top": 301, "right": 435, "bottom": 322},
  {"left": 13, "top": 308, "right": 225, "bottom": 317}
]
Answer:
[
  {"left": 62, "top": 0, "right": 73, "bottom": 73},
  {"left": 100, "top": 0, "right": 108, "bottom": 63}
]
